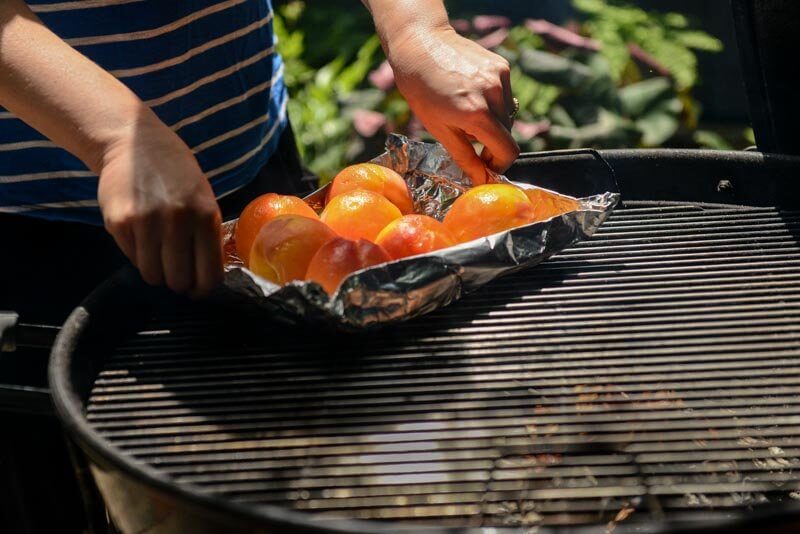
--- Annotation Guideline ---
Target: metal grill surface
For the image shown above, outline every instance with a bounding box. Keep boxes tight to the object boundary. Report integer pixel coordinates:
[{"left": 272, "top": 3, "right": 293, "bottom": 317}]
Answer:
[{"left": 86, "top": 204, "right": 800, "bottom": 530}]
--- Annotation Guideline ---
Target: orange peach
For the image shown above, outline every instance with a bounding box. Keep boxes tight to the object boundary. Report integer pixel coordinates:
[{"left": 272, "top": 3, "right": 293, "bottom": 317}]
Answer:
[
  {"left": 443, "top": 184, "right": 535, "bottom": 243},
  {"left": 320, "top": 189, "right": 402, "bottom": 242},
  {"left": 327, "top": 163, "right": 414, "bottom": 214},
  {"left": 524, "top": 188, "right": 581, "bottom": 221},
  {"left": 306, "top": 238, "right": 391, "bottom": 295},
  {"left": 375, "top": 214, "right": 457, "bottom": 260},
  {"left": 249, "top": 215, "right": 337, "bottom": 285},
  {"left": 235, "top": 193, "right": 319, "bottom": 266}
]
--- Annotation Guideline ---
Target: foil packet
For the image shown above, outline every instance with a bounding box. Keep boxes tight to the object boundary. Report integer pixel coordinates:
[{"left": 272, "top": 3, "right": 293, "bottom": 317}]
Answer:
[{"left": 219, "top": 134, "right": 619, "bottom": 330}]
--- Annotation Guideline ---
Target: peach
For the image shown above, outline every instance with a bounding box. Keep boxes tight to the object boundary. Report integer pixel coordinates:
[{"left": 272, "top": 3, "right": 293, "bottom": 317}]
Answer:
[
  {"left": 320, "top": 189, "right": 402, "bottom": 242},
  {"left": 327, "top": 163, "right": 414, "bottom": 214},
  {"left": 375, "top": 214, "right": 457, "bottom": 260},
  {"left": 235, "top": 193, "right": 319, "bottom": 266},
  {"left": 443, "top": 184, "right": 535, "bottom": 243},
  {"left": 248, "top": 215, "right": 337, "bottom": 285},
  {"left": 306, "top": 237, "right": 391, "bottom": 295},
  {"left": 524, "top": 188, "right": 581, "bottom": 221}
]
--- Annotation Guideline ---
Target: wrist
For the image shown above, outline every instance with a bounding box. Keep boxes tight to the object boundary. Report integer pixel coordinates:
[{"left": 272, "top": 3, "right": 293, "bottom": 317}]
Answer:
[
  {"left": 95, "top": 105, "right": 173, "bottom": 173},
  {"left": 373, "top": 4, "right": 451, "bottom": 59}
]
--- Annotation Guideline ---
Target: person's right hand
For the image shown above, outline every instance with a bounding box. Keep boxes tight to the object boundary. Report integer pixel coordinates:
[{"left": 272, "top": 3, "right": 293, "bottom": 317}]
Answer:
[{"left": 97, "top": 112, "right": 223, "bottom": 297}]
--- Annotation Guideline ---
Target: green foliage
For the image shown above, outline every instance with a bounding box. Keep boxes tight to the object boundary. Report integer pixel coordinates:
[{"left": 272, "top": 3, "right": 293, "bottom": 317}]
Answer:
[
  {"left": 275, "top": 0, "right": 733, "bottom": 180},
  {"left": 573, "top": 0, "right": 723, "bottom": 90},
  {"left": 694, "top": 130, "right": 734, "bottom": 151}
]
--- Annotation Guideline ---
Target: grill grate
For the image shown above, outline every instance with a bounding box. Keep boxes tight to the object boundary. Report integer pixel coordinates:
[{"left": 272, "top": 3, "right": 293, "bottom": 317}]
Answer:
[{"left": 86, "top": 204, "right": 800, "bottom": 529}]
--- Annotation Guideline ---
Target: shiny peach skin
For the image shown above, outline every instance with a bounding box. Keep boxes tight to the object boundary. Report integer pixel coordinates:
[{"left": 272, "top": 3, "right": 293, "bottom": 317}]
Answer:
[
  {"left": 248, "top": 215, "right": 337, "bottom": 285},
  {"left": 327, "top": 163, "right": 414, "bottom": 214},
  {"left": 524, "top": 188, "right": 581, "bottom": 221},
  {"left": 306, "top": 238, "right": 391, "bottom": 295},
  {"left": 320, "top": 189, "right": 402, "bottom": 242},
  {"left": 443, "top": 184, "right": 535, "bottom": 243},
  {"left": 375, "top": 214, "right": 457, "bottom": 260},
  {"left": 235, "top": 193, "right": 319, "bottom": 266}
]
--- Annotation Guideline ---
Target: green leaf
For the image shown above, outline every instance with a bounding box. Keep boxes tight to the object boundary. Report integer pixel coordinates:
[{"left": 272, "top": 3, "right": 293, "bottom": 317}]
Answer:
[
  {"left": 549, "top": 105, "right": 577, "bottom": 128},
  {"left": 694, "top": 130, "right": 734, "bottom": 151},
  {"left": 518, "top": 48, "right": 594, "bottom": 89},
  {"left": 662, "top": 12, "right": 689, "bottom": 29},
  {"left": 339, "top": 89, "right": 385, "bottom": 111},
  {"left": 618, "top": 77, "right": 674, "bottom": 117},
  {"left": 675, "top": 30, "right": 724, "bottom": 52},
  {"left": 636, "top": 109, "right": 680, "bottom": 146},
  {"left": 334, "top": 34, "right": 381, "bottom": 94},
  {"left": 573, "top": 0, "right": 607, "bottom": 15},
  {"left": 744, "top": 127, "right": 756, "bottom": 145},
  {"left": 548, "top": 108, "right": 640, "bottom": 149}
]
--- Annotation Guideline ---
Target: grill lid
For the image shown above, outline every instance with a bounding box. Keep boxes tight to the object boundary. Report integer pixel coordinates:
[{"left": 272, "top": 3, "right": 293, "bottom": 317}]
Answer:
[{"left": 76, "top": 203, "right": 800, "bottom": 531}]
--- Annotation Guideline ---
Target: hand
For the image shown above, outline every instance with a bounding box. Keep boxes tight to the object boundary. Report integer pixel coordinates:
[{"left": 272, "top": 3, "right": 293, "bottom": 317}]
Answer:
[
  {"left": 387, "top": 26, "right": 520, "bottom": 184},
  {"left": 98, "top": 112, "right": 223, "bottom": 297}
]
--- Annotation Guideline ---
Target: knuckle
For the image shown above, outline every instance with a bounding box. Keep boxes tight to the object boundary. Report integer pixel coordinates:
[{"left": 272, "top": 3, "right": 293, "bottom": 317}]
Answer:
[
  {"left": 457, "top": 96, "right": 489, "bottom": 117},
  {"left": 496, "top": 57, "right": 511, "bottom": 72}
]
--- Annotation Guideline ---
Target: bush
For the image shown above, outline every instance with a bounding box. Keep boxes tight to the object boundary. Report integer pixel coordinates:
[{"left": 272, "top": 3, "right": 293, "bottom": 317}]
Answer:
[{"left": 275, "top": 0, "right": 737, "bottom": 182}]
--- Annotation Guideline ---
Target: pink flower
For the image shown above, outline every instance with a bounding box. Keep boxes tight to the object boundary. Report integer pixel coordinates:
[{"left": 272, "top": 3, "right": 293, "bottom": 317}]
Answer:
[
  {"left": 473, "top": 15, "right": 512, "bottom": 34},
  {"left": 525, "top": 19, "right": 601, "bottom": 52},
  {"left": 476, "top": 28, "right": 510, "bottom": 50},
  {"left": 353, "top": 109, "right": 387, "bottom": 138},
  {"left": 513, "top": 120, "right": 551, "bottom": 140},
  {"left": 450, "top": 18, "right": 472, "bottom": 34},
  {"left": 368, "top": 60, "right": 395, "bottom": 91}
]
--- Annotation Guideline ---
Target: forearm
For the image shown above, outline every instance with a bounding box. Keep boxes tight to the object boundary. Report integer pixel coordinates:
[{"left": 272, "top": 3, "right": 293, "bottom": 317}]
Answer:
[
  {"left": 361, "top": 0, "right": 451, "bottom": 54},
  {"left": 0, "top": 0, "right": 154, "bottom": 173}
]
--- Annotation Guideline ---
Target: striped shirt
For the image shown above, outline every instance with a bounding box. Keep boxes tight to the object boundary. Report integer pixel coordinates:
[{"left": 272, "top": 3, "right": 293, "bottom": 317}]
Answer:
[{"left": 0, "top": 0, "right": 287, "bottom": 225}]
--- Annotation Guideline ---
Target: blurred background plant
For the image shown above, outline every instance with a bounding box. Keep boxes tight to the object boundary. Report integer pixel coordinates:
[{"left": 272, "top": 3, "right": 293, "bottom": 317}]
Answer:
[{"left": 275, "top": 0, "right": 753, "bottom": 182}]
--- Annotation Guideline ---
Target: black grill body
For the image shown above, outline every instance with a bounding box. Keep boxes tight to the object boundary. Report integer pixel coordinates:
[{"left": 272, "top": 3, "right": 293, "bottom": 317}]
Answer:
[{"left": 50, "top": 149, "right": 800, "bottom": 533}]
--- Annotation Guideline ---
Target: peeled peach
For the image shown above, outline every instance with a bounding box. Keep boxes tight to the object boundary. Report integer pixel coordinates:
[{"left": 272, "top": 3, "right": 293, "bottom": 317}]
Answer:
[
  {"left": 327, "top": 163, "right": 414, "bottom": 214},
  {"left": 375, "top": 214, "right": 457, "bottom": 260},
  {"left": 249, "top": 215, "right": 337, "bottom": 285},
  {"left": 235, "top": 193, "right": 319, "bottom": 266},
  {"left": 524, "top": 188, "right": 581, "bottom": 221},
  {"left": 320, "top": 189, "right": 402, "bottom": 242},
  {"left": 443, "top": 184, "right": 535, "bottom": 243},
  {"left": 306, "top": 237, "right": 391, "bottom": 295}
]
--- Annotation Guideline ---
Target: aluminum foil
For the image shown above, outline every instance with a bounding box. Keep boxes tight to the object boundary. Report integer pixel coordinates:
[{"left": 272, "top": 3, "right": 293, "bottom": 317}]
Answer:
[{"left": 219, "top": 134, "right": 619, "bottom": 330}]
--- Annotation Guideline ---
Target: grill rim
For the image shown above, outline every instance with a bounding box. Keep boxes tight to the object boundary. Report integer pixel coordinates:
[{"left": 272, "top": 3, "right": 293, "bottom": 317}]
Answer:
[
  {"left": 49, "top": 148, "right": 800, "bottom": 533},
  {"left": 54, "top": 273, "right": 800, "bottom": 534}
]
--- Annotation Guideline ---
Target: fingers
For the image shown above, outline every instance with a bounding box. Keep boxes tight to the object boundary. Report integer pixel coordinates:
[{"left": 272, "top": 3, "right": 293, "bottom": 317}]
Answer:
[
  {"left": 431, "top": 125, "right": 489, "bottom": 185},
  {"left": 484, "top": 74, "right": 513, "bottom": 131},
  {"left": 190, "top": 204, "right": 224, "bottom": 298},
  {"left": 500, "top": 66, "right": 515, "bottom": 124},
  {"left": 134, "top": 214, "right": 165, "bottom": 287},
  {"left": 470, "top": 113, "right": 520, "bottom": 173},
  {"left": 105, "top": 215, "right": 137, "bottom": 265},
  {"left": 105, "top": 202, "right": 222, "bottom": 297},
  {"left": 161, "top": 208, "right": 195, "bottom": 294}
]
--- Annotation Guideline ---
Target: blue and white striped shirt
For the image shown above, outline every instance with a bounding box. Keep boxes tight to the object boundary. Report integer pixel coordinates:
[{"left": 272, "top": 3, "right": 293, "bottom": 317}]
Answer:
[{"left": 0, "top": 0, "right": 287, "bottom": 224}]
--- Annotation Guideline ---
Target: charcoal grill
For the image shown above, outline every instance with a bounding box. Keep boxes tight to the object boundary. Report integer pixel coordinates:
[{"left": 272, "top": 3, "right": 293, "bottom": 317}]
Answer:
[
  {"left": 47, "top": 1, "right": 800, "bottom": 531},
  {"left": 49, "top": 146, "right": 800, "bottom": 533}
]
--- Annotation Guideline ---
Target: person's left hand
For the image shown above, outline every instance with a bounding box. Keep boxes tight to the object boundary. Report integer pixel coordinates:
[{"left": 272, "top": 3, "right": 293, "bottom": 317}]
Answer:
[{"left": 385, "top": 26, "right": 519, "bottom": 185}]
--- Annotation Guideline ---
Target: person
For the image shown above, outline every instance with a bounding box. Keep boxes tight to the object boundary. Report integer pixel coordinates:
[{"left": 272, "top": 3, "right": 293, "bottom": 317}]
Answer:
[
  {"left": 0, "top": 1, "right": 518, "bottom": 530},
  {"left": 0, "top": 0, "right": 519, "bottom": 317}
]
